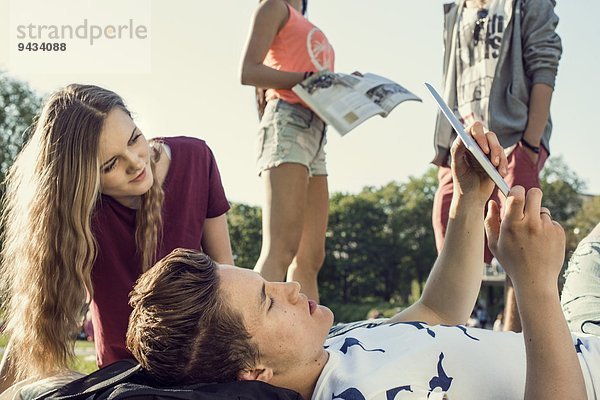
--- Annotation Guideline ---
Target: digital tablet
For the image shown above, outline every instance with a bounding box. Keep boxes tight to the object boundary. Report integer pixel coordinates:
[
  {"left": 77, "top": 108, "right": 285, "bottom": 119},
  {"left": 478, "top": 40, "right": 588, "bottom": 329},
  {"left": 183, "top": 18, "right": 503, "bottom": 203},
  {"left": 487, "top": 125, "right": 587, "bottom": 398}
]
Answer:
[{"left": 425, "top": 82, "right": 510, "bottom": 197}]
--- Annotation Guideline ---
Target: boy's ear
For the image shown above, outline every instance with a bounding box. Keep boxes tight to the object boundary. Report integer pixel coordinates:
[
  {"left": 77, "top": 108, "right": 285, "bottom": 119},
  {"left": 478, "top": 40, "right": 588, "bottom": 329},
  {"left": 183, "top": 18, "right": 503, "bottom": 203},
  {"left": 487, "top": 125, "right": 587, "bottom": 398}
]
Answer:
[{"left": 238, "top": 367, "right": 273, "bottom": 383}]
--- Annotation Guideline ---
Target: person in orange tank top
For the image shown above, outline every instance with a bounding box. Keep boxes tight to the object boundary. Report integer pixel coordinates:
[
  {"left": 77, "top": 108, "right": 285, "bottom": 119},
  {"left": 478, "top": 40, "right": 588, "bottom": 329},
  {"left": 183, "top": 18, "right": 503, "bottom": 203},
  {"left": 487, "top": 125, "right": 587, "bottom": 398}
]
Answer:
[{"left": 240, "top": 0, "right": 335, "bottom": 302}]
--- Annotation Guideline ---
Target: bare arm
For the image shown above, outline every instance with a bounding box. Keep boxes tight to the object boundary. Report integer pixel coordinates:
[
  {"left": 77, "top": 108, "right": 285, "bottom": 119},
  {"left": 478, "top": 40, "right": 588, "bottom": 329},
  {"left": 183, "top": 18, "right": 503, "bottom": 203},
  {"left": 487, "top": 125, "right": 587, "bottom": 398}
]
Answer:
[
  {"left": 239, "top": 0, "right": 306, "bottom": 90},
  {"left": 523, "top": 84, "right": 553, "bottom": 145},
  {"left": 486, "top": 187, "right": 586, "bottom": 400},
  {"left": 521, "top": 83, "right": 553, "bottom": 162},
  {"left": 390, "top": 123, "right": 508, "bottom": 325},
  {"left": 202, "top": 214, "right": 234, "bottom": 265}
]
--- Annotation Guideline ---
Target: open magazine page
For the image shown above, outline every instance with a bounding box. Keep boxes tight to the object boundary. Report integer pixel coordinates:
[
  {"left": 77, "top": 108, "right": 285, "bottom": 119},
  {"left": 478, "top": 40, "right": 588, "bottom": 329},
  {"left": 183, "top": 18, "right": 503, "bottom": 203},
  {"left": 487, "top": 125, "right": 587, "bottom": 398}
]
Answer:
[
  {"left": 292, "top": 71, "right": 385, "bottom": 136},
  {"left": 353, "top": 73, "right": 422, "bottom": 115}
]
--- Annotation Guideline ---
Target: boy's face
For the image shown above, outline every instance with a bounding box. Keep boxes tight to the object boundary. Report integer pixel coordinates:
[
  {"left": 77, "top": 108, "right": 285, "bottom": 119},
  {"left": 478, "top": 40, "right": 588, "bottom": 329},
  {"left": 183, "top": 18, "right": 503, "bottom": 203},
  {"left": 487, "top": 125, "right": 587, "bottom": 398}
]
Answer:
[{"left": 218, "top": 265, "right": 333, "bottom": 374}]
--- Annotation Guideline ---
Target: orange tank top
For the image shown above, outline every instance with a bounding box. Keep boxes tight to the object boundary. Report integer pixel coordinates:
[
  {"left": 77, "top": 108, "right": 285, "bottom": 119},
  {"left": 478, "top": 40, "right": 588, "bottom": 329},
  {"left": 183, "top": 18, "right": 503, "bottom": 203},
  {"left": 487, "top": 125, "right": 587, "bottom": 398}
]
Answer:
[{"left": 263, "top": 3, "right": 335, "bottom": 104}]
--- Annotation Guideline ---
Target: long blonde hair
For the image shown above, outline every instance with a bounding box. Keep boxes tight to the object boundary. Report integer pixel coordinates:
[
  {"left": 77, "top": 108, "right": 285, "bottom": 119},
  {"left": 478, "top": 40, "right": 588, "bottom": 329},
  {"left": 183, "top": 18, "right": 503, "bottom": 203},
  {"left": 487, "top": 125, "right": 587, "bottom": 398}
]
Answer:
[{"left": 0, "top": 84, "right": 163, "bottom": 379}]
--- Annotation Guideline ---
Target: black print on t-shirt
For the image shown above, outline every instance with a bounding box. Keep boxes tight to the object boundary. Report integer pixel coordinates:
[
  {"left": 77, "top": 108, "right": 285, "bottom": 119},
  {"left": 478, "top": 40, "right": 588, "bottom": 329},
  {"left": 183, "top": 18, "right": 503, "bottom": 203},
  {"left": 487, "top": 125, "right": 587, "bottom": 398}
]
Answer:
[{"left": 478, "top": 13, "right": 505, "bottom": 60}]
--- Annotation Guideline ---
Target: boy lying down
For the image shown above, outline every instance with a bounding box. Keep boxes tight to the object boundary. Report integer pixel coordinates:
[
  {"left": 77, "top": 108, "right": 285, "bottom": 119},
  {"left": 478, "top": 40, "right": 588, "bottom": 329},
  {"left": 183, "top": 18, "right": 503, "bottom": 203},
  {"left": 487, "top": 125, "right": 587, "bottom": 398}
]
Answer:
[{"left": 126, "top": 123, "right": 599, "bottom": 399}]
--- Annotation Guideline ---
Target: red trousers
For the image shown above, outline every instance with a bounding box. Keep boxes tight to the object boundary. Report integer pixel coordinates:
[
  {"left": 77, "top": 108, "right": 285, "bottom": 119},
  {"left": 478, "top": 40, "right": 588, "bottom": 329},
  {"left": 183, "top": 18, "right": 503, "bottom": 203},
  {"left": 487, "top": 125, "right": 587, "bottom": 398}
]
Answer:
[{"left": 432, "top": 141, "right": 549, "bottom": 263}]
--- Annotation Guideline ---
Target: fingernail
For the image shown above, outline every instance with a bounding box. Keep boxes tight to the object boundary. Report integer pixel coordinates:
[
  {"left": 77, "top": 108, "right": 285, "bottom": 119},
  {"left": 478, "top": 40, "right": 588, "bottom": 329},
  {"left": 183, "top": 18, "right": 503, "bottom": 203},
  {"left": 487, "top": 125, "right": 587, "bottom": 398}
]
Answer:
[{"left": 495, "top": 156, "right": 499, "bottom": 164}]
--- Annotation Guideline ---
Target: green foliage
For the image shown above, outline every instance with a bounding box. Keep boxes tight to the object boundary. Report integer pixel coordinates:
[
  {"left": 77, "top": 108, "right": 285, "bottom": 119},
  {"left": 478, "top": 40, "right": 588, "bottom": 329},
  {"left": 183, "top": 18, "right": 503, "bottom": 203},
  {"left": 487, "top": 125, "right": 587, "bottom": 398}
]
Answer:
[
  {"left": 320, "top": 167, "right": 438, "bottom": 305},
  {"left": 227, "top": 202, "right": 262, "bottom": 269},
  {"left": 540, "top": 155, "right": 590, "bottom": 256},
  {"left": 321, "top": 190, "right": 391, "bottom": 303},
  {"left": 0, "top": 71, "right": 42, "bottom": 193},
  {"left": 541, "top": 156, "right": 586, "bottom": 224},
  {"left": 567, "top": 195, "right": 600, "bottom": 251}
]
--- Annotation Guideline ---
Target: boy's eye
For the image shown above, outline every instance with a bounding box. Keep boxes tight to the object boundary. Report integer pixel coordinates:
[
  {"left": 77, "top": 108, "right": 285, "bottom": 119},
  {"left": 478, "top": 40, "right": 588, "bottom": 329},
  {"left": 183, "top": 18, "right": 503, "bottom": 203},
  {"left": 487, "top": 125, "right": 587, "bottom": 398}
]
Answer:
[{"left": 268, "top": 297, "right": 275, "bottom": 311}]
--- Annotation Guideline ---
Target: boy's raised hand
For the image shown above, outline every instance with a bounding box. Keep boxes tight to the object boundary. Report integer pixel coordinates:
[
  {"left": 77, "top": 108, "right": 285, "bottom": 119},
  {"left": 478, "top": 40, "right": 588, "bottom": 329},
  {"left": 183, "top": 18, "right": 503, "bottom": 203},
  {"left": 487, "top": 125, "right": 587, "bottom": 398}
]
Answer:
[
  {"left": 484, "top": 186, "right": 566, "bottom": 291},
  {"left": 450, "top": 122, "right": 508, "bottom": 206}
]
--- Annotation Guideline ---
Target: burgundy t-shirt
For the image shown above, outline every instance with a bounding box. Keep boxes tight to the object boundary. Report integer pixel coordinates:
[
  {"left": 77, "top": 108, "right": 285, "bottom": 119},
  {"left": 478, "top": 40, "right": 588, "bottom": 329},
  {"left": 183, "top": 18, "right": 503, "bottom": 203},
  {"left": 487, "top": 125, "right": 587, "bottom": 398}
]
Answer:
[{"left": 90, "top": 136, "right": 230, "bottom": 367}]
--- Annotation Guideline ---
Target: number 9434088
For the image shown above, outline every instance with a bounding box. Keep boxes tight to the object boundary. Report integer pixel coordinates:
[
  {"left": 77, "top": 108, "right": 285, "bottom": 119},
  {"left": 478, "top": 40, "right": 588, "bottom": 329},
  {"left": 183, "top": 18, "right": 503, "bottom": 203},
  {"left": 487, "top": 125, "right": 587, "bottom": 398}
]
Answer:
[{"left": 17, "top": 42, "right": 66, "bottom": 51}]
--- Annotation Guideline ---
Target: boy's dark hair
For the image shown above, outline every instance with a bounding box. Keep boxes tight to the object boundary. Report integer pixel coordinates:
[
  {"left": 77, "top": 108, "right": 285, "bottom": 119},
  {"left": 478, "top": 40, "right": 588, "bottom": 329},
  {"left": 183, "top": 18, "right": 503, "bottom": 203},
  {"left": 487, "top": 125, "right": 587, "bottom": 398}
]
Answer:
[{"left": 126, "top": 248, "right": 259, "bottom": 384}]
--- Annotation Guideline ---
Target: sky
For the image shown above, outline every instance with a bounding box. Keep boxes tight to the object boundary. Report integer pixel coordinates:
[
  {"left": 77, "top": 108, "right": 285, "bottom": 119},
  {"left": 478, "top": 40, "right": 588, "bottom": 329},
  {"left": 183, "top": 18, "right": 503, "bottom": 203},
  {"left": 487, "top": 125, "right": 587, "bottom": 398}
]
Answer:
[{"left": 0, "top": 0, "right": 598, "bottom": 206}]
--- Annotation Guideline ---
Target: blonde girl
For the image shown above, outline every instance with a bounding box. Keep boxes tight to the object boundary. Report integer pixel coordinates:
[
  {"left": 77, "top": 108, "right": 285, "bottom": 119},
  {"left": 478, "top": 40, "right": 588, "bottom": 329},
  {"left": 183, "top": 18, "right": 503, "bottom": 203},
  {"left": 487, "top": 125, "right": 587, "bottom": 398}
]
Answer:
[{"left": 0, "top": 84, "right": 233, "bottom": 390}]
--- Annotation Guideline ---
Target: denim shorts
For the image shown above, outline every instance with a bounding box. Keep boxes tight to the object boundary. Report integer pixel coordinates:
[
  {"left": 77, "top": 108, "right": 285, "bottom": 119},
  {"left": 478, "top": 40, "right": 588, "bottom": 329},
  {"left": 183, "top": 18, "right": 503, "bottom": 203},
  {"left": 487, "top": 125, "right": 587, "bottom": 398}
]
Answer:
[
  {"left": 256, "top": 99, "right": 327, "bottom": 176},
  {"left": 561, "top": 234, "right": 600, "bottom": 336}
]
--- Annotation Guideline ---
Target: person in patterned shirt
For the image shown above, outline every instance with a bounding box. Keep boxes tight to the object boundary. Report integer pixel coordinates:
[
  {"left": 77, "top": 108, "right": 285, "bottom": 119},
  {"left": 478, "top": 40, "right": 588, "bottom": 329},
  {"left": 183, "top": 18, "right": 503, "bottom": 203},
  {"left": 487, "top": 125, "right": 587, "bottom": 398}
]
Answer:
[{"left": 127, "top": 123, "right": 595, "bottom": 400}]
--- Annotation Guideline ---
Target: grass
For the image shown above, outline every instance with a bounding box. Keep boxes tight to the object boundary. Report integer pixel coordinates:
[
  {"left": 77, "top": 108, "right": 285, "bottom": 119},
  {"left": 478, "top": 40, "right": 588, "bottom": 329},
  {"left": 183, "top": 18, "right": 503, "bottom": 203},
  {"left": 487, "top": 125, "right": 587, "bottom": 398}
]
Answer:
[
  {"left": 70, "top": 350, "right": 98, "bottom": 375},
  {"left": 0, "top": 334, "right": 98, "bottom": 375}
]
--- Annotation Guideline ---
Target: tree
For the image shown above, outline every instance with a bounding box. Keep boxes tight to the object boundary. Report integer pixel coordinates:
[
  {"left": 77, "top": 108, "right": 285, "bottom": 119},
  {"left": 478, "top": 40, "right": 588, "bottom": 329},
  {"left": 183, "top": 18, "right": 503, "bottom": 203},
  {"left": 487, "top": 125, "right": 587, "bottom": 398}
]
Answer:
[
  {"left": 0, "top": 71, "right": 42, "bottom": 194},
  {"left": 320, "top": 168, "right": 438, "bottom": 305},
  {"left": 227, "top": 202, "right": 262, "bottom": 269},
  {"left": 321, "top": 191, "right": 390, "bottom": 303},
  {"left": 540, "top": 155, "right": 586, "bottom": 225},
  {"left": 567, "top": 195, "right": 600, "bottom": 250},
  {"left": 540, "top": 156, "right": 588, "bottom": 255},
  {"left": 381, "top": 168, "right": 437, "bottom": 302}
]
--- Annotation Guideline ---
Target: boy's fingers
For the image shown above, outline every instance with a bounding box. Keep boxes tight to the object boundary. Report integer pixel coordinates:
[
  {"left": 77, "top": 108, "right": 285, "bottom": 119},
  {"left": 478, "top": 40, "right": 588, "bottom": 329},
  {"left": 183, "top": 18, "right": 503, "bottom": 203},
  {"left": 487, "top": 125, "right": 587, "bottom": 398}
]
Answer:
[
  {"left": 470, "top": 122, "right": 489, "bottom": 154},
  {"left": 450, "top": 137, "right": 468, "bottom": 170},
  {"left": 485, "top": 200, "right": 501, "bottom": 251},
  {"left": 524, "top": 187, "right": 543, "bottom": 220},
  {"left": 552, "top": 220, "right": 566, "bottom": 241},
  {"left": 485, "top": 131, "right": 507, "bottom": 174},
  {"left": 503, "top": 186, "right": 526, "bottom": 223},
  {"left": 540, "top": 207, "right": 552, "bottom": 222},
  {"left": 484, "top": 131, "right": 501, "bottom": 166}
]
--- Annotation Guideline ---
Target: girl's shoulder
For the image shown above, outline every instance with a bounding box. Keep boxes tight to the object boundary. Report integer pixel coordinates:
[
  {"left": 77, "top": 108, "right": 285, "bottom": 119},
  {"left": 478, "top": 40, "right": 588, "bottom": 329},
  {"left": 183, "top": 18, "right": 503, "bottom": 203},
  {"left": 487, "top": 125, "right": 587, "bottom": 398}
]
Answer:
[
  {"left": 256, "top": 0, "right": 290, "bottom": 25},
  {"left": 151, "top": 136, "right": 215, "bottom": 187},
  {"left": 155, "top": 136, "right": 211, "bottom": 156}
]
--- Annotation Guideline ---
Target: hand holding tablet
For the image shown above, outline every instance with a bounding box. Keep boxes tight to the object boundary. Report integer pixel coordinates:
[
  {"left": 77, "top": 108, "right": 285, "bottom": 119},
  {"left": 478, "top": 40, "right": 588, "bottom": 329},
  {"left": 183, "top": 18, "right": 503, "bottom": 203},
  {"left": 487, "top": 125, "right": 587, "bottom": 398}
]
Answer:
[{"left": 425, "top": 83, "right": 511, "bottom": 197}]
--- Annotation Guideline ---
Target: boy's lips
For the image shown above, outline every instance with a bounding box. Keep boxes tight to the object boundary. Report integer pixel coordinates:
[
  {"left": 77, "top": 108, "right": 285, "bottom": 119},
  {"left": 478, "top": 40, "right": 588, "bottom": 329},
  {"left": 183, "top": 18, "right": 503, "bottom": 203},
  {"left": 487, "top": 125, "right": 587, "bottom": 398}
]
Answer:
[{"left": 308, "top": 299, "right": 317, "bottom": 315}]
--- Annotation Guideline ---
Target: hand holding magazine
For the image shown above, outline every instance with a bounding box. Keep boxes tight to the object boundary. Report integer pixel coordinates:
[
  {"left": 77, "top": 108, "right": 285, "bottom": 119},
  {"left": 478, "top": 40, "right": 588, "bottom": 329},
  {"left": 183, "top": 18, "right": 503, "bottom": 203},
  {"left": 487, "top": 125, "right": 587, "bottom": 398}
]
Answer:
[{"left": 292, "top": 70, "right": 421, "bottom": 136}]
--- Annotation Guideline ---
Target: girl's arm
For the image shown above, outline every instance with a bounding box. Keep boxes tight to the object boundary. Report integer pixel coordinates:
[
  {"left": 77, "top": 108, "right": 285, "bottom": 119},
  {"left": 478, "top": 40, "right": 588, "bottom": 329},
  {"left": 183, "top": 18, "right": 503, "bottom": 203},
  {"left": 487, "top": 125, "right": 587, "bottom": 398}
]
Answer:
[
  {"left": 202, "top": 214, "right": 234, "bottom": 265},
  {"left": 239, "top": 0, "right": 305, "bottom": 89}
]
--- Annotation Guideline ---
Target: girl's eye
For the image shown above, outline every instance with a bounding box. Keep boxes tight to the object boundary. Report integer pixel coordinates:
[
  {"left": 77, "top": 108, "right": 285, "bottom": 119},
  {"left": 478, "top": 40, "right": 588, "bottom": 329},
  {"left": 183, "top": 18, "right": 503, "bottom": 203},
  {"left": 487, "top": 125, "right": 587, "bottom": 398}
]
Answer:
[
  {"left": 268, "top": 297, "right": 275, "bottom": 311},
  {"left": 102, "top": 161, "right": 117, "bottom": 174},
  {"left": 129, "top": 133, "right": 142, "bottom": 145}
]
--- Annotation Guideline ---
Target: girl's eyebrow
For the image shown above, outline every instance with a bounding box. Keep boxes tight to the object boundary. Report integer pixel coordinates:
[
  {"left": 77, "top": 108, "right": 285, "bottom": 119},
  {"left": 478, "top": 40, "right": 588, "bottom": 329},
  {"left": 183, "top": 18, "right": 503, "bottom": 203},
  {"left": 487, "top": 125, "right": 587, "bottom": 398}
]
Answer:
[
  {"left": 100, "top": 127, "right": 138, "bottom": 168},
  {"left": 127, "top": 126, "right": 138, "bottom": 143}
]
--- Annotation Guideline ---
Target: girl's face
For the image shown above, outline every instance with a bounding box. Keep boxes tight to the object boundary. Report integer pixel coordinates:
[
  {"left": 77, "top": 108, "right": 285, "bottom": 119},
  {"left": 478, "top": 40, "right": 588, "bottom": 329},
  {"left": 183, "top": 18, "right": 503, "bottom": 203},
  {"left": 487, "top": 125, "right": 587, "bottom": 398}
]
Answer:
[{"left": 98, "top": 108, "right": 153, "bottom": 207}]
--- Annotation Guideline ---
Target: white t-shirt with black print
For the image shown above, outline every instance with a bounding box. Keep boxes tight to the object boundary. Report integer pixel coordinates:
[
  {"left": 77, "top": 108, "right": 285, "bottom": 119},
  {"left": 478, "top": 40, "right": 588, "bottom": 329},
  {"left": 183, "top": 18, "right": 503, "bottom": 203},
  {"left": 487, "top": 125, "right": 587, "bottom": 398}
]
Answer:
[
  {"left": 455, "top": 0, "right": 513, "bottom": 129},
  {"left": 312, "top": 322, "right": 600, "bottom": 400}
]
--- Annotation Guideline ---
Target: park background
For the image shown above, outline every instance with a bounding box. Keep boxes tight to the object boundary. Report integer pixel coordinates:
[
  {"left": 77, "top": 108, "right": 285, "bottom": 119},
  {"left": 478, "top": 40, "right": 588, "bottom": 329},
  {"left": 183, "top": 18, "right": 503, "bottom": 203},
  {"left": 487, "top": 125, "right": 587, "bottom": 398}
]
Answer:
[{"left": 1, "top": 0, "right": 599, "bottom": 372}]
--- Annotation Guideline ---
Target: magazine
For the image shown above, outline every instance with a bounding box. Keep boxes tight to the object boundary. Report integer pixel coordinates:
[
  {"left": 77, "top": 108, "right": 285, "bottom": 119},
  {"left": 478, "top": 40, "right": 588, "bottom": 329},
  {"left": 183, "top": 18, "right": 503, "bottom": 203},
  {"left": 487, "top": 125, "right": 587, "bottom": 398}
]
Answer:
[{"left": 292, "top": 70, "right": 421, "bottom": 136}]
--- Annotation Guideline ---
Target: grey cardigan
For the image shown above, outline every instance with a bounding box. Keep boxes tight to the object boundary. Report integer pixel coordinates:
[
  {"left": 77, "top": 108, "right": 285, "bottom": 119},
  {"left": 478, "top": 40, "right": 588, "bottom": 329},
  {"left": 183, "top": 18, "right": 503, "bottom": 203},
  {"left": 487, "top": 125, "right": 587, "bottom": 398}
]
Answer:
[{"left": 432, "top": 0, "right": 562, "bottom": 166}]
